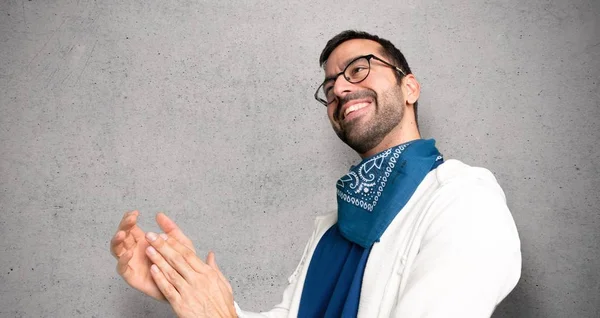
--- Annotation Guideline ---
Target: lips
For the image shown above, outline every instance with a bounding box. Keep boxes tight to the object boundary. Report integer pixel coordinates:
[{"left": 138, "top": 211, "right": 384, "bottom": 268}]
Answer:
[
  {"left": 340, "top": 99, "right": 373, "bottom": 121},
  {"left": 344, "top": 102, "right": 370, "bottom": 118}
]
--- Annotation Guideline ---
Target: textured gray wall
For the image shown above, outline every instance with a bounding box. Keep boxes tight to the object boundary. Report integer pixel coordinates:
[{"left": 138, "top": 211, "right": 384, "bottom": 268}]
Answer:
[{"left": 1, "top": 0, "right": 598, "bottom": 317}]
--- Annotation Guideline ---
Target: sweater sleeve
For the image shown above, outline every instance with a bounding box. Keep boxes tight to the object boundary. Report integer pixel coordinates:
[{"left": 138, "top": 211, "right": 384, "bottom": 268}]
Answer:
[{"left": 392, "top": 177, "right": 522, "bottom": 317}]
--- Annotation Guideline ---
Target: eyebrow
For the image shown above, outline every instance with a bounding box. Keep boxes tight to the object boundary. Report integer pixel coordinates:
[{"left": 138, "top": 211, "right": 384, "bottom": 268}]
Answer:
[
  {"left": 323, "top": 74, "right": 338, "bottom": 83},
  {"left": 323, "top": 55, "right": 365, "bottom": 83}
]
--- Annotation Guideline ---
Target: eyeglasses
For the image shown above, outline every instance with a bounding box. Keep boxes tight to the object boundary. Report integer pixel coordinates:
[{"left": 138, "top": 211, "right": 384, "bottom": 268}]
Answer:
[{"left": 314, "top": 54, "right": 406, "bottom": 106}]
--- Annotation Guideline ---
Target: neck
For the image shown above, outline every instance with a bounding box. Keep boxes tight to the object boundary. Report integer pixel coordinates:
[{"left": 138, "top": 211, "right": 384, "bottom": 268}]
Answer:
[{"left": 359, "top": 118, "right": 421, "bottom": 159}]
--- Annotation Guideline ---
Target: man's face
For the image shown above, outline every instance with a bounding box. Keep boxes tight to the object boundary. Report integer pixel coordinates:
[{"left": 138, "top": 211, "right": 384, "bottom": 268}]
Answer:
[{"left": 324, "top": 39, "right": 405, "bottom": 155}]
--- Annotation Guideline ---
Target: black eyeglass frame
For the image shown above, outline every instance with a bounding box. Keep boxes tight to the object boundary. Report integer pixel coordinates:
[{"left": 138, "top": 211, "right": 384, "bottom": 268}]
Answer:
[{"left": 314, "top": 54, "right": 406, "bottom": 106}]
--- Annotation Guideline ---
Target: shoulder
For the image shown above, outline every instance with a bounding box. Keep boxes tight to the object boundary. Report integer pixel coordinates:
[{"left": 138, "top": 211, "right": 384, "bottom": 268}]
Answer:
[
  {"left": 424, "top": 159, "right": 519, "bottom": 243},
  {"left": 434, "top": 159, "right": 501, "bottom": 187},
  {"left": 432, "top": 159, "right": 506, "bottom": 202}
]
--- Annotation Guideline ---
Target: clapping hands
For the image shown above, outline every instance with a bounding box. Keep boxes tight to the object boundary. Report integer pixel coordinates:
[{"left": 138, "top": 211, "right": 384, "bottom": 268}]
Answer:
[{"left": 110, "top": 211, "right": 236, "bottom": 317}]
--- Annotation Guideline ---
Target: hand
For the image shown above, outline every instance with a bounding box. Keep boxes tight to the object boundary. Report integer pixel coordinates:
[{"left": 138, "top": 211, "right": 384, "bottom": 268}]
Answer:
[
  {"left": 110, "top": 211, "right": 196, "bottom": 300},
  {"left": 144, "top": 231, "right": 237, "bottom": 318}
]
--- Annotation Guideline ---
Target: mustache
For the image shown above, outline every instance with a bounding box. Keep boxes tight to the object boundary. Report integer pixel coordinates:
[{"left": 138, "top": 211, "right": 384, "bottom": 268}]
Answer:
[{"left": 336, "top": 90, "right": 377, "bottom": 119}]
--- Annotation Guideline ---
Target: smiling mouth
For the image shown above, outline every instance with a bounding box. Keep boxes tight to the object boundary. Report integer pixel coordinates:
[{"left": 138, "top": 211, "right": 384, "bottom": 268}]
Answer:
[{"left": 342, "top": 102, "right": 371, "bottom": 120}]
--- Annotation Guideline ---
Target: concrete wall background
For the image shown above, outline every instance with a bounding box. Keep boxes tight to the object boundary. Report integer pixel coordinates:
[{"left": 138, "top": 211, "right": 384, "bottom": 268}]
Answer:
[{"left": 1, "top": 0, "right": 598, "bottom": 317}]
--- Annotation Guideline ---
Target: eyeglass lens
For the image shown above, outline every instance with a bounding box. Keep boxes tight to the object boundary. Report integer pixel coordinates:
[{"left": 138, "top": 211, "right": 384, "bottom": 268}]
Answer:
[{"left": 318, "top": 56, "right": 371, "bottom": 105}]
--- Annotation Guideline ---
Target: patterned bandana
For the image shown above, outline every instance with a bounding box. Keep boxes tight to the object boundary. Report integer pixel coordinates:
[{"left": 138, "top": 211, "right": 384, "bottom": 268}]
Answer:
[{"left": 336, "top": 139, "right": 443, "bottom": 248}]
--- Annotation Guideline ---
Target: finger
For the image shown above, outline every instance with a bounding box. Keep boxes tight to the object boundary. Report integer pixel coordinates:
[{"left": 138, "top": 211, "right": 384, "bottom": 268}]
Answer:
[
  {"left": 111, "top": 230, "right": 136, "bottom": 258},
  {"left": 150, "top": 264, "right": 182, "bottom": 305},
  {"left": 116, "top": 249, "right": 134, "bottom": 277},
  {"left": 206, "top": 251, "right": 218, "bottom": 270},
  {"left": 206, "top": 251, "right": 233, "bottom": 294},
  {"left": 122, "top": 231, "right": 136, "bottom": 251},
  {"left": 110, "top": 231, "right": 126, "bottom": 258},
  {"left": 156, "top": 213, "right": 195, "bottom": 251},
  {"left": 123, "top": 227, "right": 139, "bottom": 251},
  {"left": 146, "top": 232, "right": 196, "bottom": 281},
  {"left": 129, "top": 225, "right": 146, "bottom": 242},
  {"left": 162, "top": 233, "right": 210, "bottom": 273},
  {"left": 112, "top": 211, "right": 142, "bottom": 259},
  {"left": 120, "top": 211, "right": 145, "bottom": 243},
  {"left": 145, "top": 243, "right": 189, "bottom": 292},
  {"left": 117, "top": 210, "right": 139, "bottom": 231},
  {"left": 124, "top": 211, "right": 145, "bottom": 242},
  {"left": 118, "top": 214, "right": 139, "bottom": 243}
]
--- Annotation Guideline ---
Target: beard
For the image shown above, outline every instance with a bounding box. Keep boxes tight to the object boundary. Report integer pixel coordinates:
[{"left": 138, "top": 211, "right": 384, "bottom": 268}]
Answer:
[{"left": 333, "top": 86, "right": 404, "bottom": 154}]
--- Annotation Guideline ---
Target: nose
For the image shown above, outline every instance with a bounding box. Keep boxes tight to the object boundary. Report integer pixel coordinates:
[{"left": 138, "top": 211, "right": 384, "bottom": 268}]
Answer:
[{"left": 332, "top": 74, "right": 356, "bottom": 101}]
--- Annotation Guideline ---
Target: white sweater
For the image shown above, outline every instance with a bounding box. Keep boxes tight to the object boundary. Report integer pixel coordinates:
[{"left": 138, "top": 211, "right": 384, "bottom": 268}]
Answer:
[{"left": 236, "top": 159, "right": 522, "bottom": 317}]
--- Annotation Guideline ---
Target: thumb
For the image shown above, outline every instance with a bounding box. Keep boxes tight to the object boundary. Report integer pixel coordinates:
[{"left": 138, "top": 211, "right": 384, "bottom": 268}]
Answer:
[
  {"left": 156, "top": 212, "right": 195, "bottom": 251},
  {"left": 206, "top": 251, "right": 233, "bottom": 294},
  {"left": 206, "top": 251, "right": 219, "bottom": 270}
]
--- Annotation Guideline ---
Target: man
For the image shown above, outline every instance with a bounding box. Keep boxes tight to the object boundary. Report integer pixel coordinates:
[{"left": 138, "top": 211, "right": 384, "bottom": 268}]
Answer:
[{"left": 110, "top": 30, "right": 521, "bottom": 317}]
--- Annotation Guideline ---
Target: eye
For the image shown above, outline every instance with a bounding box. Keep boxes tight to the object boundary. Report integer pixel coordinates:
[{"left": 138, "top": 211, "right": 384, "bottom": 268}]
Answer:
[
  {"left": 325, "top": 87, "right": 336, "bottom": 102},
  {"left": 322, "top": 80, "right": 334, "bottom": 93},
  {"left": 351, "top": 66, "right": 367, "bottom": 75}
]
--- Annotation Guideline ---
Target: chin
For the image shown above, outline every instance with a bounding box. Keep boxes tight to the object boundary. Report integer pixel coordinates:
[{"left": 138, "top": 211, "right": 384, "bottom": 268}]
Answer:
[{"left": 341, "top": 132, "right": 382, "bottom": 155}]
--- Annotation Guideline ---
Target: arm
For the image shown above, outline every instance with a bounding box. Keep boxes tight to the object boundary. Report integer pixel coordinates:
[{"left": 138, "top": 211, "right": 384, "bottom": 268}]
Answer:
[{"left": 392, "top": 181, "right": 522, "bottom": 317}]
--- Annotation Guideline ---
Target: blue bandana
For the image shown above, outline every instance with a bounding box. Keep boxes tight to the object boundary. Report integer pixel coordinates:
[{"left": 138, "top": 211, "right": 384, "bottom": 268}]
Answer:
[
  {"left": 298, "top": 139, "right": 443, "bottom": 317},
  {"left": 336, "top": 139, "right": 443, "bottom": 248}
]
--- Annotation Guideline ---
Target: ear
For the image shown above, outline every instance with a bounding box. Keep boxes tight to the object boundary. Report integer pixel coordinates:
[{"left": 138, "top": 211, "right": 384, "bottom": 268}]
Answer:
[{"left": 402, "top": 74, "right": 420, "bottom": 106}]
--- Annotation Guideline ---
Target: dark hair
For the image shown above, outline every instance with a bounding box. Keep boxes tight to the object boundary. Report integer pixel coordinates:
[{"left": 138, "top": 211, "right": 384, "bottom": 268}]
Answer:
[{"left": 319, "top": 30, "right": 418, "bottom": 124}]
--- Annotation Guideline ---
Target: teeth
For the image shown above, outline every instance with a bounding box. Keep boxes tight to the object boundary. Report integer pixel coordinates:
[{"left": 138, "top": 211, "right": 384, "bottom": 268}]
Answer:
[{"left": 344, "top": 102, "right": 369, "bottom": 118}]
